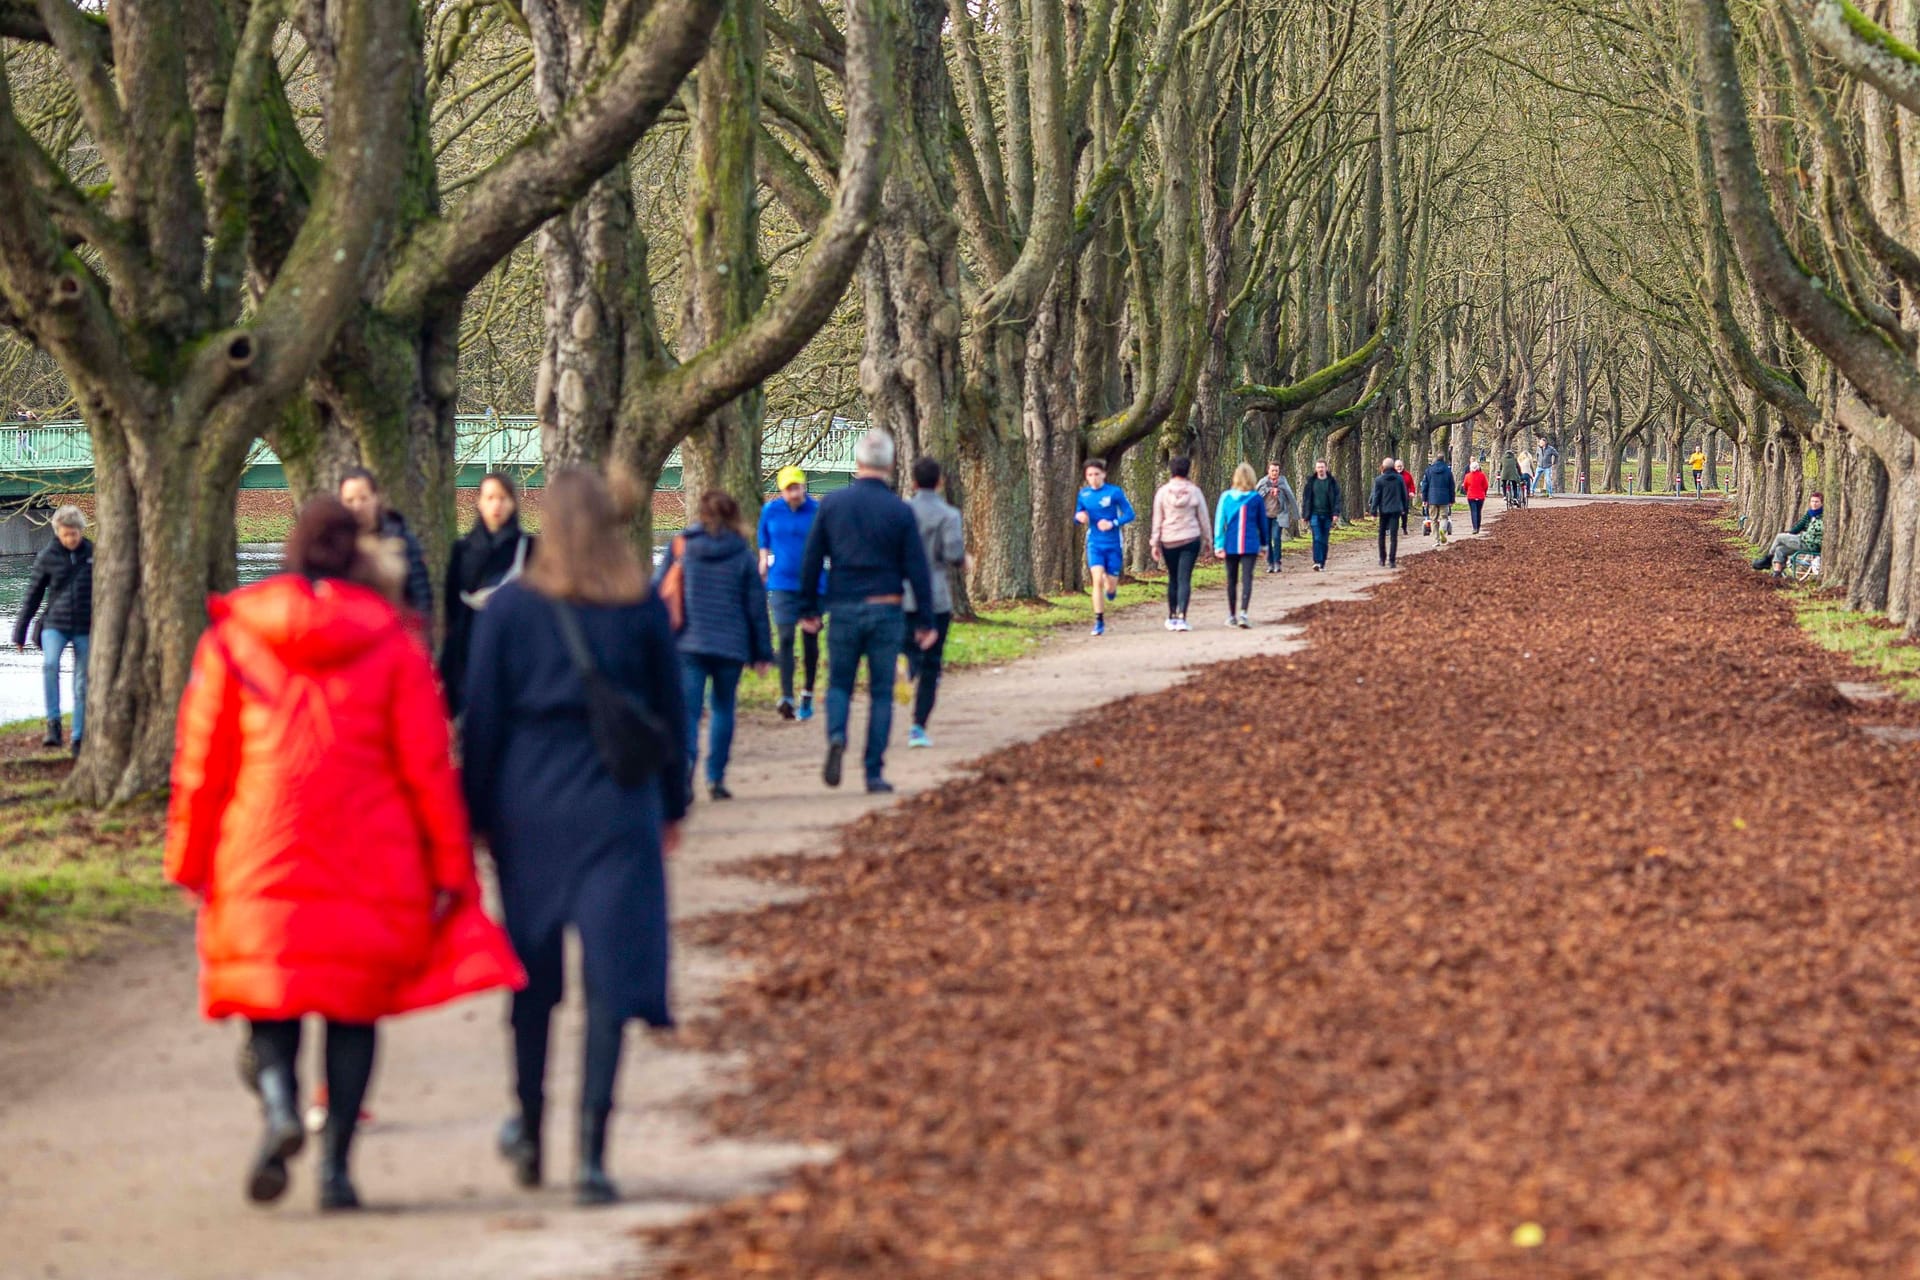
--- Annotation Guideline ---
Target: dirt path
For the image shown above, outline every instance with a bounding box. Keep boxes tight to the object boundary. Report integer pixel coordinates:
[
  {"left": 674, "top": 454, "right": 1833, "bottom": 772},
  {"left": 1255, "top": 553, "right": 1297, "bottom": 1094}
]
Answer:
[
  {"left": 0, "top": 514, "right": 1482, "bottom": 1280},
  {"left": 653, "top": 503, "right": 1920, "bottom": 1278}
]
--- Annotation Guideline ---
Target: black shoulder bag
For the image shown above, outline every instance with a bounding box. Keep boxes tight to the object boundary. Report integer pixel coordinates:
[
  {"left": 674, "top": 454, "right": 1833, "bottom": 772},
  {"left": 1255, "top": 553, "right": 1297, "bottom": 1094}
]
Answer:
[{"left": 549, "top": 598, "right": 676, "bottom": 787}]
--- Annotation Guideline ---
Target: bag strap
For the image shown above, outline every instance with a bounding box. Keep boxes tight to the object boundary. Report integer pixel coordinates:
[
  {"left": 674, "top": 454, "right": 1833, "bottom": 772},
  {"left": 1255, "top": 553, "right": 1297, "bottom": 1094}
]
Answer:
[{"left": 549, "top": 598, "right": 601, "bottom": 687}]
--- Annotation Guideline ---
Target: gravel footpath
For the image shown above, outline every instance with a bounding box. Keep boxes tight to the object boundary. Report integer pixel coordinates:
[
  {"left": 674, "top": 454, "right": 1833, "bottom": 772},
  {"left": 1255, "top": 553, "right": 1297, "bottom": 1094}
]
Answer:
[{"left": 653, "top": 504, "right": 1920, "bottom": 1277}]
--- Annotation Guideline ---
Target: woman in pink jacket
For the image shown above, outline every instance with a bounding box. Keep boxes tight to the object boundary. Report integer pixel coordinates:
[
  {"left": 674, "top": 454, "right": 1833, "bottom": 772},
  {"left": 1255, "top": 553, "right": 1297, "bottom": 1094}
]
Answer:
[{"left": 1150, "top": 457, "right": 1212, "bottom": 632}]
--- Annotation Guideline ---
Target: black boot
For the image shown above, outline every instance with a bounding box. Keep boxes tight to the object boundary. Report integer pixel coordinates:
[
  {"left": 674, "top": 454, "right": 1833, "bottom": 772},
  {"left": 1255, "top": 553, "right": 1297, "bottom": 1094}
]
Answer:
[
  {"left": 576, "top": 1108, "right": 618, "bottom": 1206},
  {"left": 317, "top": 1114, "right": 362, "bottom": 1211},
  {"left": 498, "top": 1103, "right": 543, "bottom": 1189},
  {"left": 40, "top": 718, "right": 61, "bottom": 749},
  {"left": 1751, "top": 553, "right": 1771, "bottom": 571},
  {"left": 246, "top": 1062, "right": 305, "bottom": 1205}
]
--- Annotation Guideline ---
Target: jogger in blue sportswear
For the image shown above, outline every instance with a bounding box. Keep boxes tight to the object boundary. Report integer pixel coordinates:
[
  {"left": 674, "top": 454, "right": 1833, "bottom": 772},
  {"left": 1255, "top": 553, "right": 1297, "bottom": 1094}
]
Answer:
[{"left": 1075, "top": 459, "right": 1136, "bottom": 636}]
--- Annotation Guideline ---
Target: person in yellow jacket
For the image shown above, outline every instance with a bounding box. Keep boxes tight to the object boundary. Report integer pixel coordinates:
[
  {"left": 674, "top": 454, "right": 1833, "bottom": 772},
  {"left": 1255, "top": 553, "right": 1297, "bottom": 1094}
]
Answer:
[{"left": 1688, "top": 448, "right": 1706, "bottom": 497}]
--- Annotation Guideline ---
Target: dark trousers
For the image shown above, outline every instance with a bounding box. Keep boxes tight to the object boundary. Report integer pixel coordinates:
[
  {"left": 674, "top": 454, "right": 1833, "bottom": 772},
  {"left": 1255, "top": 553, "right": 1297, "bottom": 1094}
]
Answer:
[
  {"left": 905, "top": 612, "right": 952, "bottom": 728},
  {"left": 510, "top": 929, "right": 627, "bottom": 1121},
  {"left": 1400, "top": 504, "right": 1410, "bottom": 533},
  {"left": 769, "top": 590, "right": 819, "bottom": 702},
  {"left": 680, "top": 652, "right": 743, "bottom": 785},
  {"left": 1377, "top": 516, "right": 1400, "bottom": 564},
  {"left": 1225, "top": 554, "right": 1256, "bottom": 614},
  {"left": 1468, "top": 498, "right": 1484, "bottom": 532},
  {"left": 1163, "top": 539, "right": 1201, "bottom": 616},
  {"left": 826, "top": 601, "right": 906, "bottom": 780},
  {"left": 1264, "top": 532, "right": 1283, "bottom": 570},
  {"left": 1307, "top": 513, "right": 1333, "bottom": 565},
  {"left": 249, "top": 1018, "right": 376, "bottom": 1155}
]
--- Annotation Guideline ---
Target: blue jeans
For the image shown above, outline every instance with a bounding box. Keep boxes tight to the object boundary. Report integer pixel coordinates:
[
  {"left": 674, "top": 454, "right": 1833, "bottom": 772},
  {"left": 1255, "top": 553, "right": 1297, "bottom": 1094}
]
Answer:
[
  {"left": 824, "top": 602, "right": 905, "bottom": 781},
  {"left": 1307, "top": 514, "right": 1333, "bottom": 566},
  {"left": 42, "top": 628, "right": 88, "bottom": 740},
  {"left": 680, "top": 652, "right": 743, "bottom": 785}
]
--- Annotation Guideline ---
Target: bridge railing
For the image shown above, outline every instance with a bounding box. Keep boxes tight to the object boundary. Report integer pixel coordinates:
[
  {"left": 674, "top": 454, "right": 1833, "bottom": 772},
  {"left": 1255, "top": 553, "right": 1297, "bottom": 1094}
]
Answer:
[{"left": 1, "top": 413, "right": 869, "bottom": 481}]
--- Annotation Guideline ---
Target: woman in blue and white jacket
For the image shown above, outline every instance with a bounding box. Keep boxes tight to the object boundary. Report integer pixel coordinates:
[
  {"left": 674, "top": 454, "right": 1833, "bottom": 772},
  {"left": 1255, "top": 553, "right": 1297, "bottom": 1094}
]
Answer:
[{"left": 1214, "top": 462, "right": 1271, "bottom": 629}]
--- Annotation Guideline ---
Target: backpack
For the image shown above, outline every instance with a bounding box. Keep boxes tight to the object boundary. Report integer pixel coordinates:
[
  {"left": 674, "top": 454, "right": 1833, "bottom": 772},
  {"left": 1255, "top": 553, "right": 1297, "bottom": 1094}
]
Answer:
[{"left": 654, "top": 535, "right": 688, "bottom": 631}]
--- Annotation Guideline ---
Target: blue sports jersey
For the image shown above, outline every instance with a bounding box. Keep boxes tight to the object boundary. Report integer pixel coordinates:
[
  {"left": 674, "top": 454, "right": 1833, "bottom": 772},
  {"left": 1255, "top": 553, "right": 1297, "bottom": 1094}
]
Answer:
[{"left": 1075, "top": 484, "right": 1136, "bottom": 548}]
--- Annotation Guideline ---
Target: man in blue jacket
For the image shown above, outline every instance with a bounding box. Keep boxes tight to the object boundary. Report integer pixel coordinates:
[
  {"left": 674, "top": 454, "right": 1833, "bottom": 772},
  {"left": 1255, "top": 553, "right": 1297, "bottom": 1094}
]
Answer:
[
  {"left": 757, "top": 466, "right": 824, "bottom": 721},
  {"left": 1421, "top": 454, "right": 1457, "bottom": 544},
  {"left": 1075, "top": 458, "right": 1136, "bottom": 636},
  {"left": 799, "top": 431, "right": 936, "bottom": 794}
]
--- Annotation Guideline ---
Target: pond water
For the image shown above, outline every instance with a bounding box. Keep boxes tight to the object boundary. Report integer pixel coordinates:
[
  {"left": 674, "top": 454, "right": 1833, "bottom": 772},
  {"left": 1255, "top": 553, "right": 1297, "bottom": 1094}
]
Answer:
[{"left": 0, "top": 544, "right": 283, "bottom": 725}]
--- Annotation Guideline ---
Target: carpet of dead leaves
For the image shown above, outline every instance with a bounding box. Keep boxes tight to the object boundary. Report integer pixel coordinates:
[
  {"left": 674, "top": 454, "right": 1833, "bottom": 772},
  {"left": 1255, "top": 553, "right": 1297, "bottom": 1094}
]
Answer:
[{"left": 650, "top": 504, "right": 1920, "bottom": 1278}]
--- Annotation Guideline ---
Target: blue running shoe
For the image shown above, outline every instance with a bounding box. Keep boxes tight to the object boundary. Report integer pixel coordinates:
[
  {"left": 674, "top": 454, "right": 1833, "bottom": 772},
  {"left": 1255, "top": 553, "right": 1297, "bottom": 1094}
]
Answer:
[
  {"left": 1092, "top": 617, "right": 1106, "bottom": 637},
  {"left": 908, "top": 726, "right": 931, "bottom": 749},
  {"left": 796, "top": 694, "right": 815, "bottom": 722},
  {"left": 1105, "top": 587, "right": 1117, "bottom": 602}
]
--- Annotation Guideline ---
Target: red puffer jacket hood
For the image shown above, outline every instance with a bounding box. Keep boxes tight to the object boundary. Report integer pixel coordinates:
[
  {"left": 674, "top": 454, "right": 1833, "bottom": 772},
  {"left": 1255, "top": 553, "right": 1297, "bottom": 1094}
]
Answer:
[{"left": 212, "top": 574, "right": 400, "bottom": 671}]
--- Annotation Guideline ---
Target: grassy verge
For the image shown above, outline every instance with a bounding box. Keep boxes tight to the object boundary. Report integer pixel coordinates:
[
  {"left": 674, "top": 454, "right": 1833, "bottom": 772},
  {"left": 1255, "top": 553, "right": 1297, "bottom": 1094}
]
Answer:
[
  {"left": 0, "top": 725, "right": 173, "bottom": 990},
  {"left": 1718, "top": 518, "right": 1920, "bottom": 701}
]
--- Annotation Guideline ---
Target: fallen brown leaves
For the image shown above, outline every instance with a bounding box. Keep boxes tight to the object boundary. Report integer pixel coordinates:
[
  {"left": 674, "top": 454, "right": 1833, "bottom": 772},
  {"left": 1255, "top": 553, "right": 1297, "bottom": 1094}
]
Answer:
[{"left": 650, "top": 505, "right": 1920, "bottom": 1277}]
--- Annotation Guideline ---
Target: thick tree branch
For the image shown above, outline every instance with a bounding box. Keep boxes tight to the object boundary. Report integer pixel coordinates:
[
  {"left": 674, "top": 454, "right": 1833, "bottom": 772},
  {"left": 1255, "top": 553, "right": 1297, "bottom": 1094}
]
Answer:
[{"left": 1234, "top": 308, "right": 1394, "bottom": 412}]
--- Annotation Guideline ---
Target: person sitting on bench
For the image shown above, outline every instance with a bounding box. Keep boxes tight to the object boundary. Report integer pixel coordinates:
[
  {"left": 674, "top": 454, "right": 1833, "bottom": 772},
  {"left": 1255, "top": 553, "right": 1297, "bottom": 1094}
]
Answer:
[{"left": 1752, "top": 493, "right": 1823, "bottom": 579}]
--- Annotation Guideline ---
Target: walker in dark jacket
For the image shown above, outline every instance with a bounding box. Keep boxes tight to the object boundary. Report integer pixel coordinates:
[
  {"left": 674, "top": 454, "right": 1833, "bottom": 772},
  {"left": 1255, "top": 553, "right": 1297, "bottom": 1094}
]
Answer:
[
  {"left": 1421, "top": 458, "right": 1457, "bottom": 507},
  {"left": 1367, "top": 471, "right": 1407, "bottom": 566},
  {"left": 460, "top": 580, "right": 689, "bottom": 1196},
  {"left": 1299, "top": 473, "right": 1343, "bottom": 568},
  {"left": 11, "top": 536, "right": 93, "bottom": 645},
  {"left": 662, "top": 525, "right": 774, "bottom": 795},
  {"left": 380, "top": 510, "right": 434, "bottom": 621},
  {"left": 439, "top": 519, "right": 532, "bottom": 715}
]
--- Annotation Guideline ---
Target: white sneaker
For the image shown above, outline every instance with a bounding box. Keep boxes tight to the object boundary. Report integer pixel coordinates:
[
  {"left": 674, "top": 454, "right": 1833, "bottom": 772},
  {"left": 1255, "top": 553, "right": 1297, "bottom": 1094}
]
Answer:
[
  {"left": 1226, "top": 613, "right": 1239, "bottom": 627},
  {"left": 1237, "top": 616, "right": 1252, "bottom": 629},
  {"left": 1175, "top": 618, "right": 1192, "bottom": 632},
  {"left": 1164, "top": 618, "right": 1177, "bottom": 631}
]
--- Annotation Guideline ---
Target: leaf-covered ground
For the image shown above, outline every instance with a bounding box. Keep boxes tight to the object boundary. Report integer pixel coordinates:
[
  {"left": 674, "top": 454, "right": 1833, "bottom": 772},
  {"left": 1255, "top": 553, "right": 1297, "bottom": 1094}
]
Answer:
[{"left": 651, "top": 504, "right": 1920, "bottom": 1277}]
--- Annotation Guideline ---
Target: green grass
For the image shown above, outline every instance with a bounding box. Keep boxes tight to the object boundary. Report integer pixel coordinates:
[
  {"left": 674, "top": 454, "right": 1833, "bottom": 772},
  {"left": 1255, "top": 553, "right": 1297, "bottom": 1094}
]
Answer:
[
  {"left": 1790, "top": 591, "right": 1920, "bottom": 700},
  {"left": 0, "top": 741, "right": 174, "bottom": 989}
]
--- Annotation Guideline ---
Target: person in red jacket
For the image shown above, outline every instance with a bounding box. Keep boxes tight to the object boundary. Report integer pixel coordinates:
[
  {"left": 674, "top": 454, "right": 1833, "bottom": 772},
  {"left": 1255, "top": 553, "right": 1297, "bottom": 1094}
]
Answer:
[
  {"left": 166, "top": 499, "right": 521, "bottom": 1212},
  {"left": 1461, "top": 461, "right": 1491, "bottom": 533},
  {"left": 1396, "top": 459, "right": 1416, "bottom": 534}
]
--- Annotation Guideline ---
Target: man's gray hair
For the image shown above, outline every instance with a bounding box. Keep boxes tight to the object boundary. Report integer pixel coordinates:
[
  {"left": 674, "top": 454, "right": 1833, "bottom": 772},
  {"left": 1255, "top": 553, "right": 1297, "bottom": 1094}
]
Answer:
[
  {"left": 854, "top": 428, "right": 897, "bottom": 471},
  {"left": 51, "top": 504, "right": 87, "bottom": 531}
]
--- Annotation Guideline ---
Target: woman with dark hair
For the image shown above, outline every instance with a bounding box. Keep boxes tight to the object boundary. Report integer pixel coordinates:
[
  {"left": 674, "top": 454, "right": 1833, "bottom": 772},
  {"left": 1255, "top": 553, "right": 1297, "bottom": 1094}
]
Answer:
[
  {"left": 461, "top": 467, "right": 689, "bottom": 1206},
  {"left": 165, "top": 498, "right": 521, "bottom": 1211},
  {"left": 338, "top": 466, "right": 434, "bottom": 622},
  {"left": 440, "top": 472, "right": 534, "bottom": 714},
  {"left": 661, "top": 489, "right": 773, "bottom": 799}
]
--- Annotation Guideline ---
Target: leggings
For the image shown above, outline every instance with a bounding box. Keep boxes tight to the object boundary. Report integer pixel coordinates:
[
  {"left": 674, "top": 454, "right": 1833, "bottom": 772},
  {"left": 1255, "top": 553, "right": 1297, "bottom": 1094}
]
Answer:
[
  {"left": 775, "top": 616, "right": 819, "bottom": 702},
  {"left": 510, "top": 929, "right": 629, "bottom": 1121},
  {"left": 1163, "top": 539, "right": 1201, "bottom": 617},
  {"left": 905, "top": 612, "right": 952, "bottom": 728},
  {"left": 249, "top": 1018, "right": 376, "bottom": 1154},
  {"left": 1377, "top": 515, "right": 1400, "bottom": 563},
  {"left": 1225, "top": 553, "right": 1256, "bottom": 615}
]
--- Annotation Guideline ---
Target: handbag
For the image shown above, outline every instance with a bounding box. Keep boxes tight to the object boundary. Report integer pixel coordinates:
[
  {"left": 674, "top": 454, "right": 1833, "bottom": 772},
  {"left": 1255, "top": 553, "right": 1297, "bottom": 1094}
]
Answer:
[
  {"left": 655, "top": 535, "right": 687, "bottom": 631},
  {"left": 458, "top": 535, "right": 529, "bottom": 611},
  {"left": 549, "top": 598, "right": 677, "bottom": 787}
]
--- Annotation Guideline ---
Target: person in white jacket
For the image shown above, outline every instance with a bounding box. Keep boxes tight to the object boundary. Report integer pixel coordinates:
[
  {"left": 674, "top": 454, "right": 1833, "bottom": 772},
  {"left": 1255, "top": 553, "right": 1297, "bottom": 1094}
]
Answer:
[{"left": 1149, "top": 456, "right": 1212, "bottom": 632}]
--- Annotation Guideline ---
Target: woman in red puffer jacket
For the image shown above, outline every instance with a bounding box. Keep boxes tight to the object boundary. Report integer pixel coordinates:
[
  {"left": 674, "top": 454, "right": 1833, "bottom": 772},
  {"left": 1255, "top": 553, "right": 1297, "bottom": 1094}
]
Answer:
[{"left": 166, "top": 498, "right": 521, "bottom": 1213}]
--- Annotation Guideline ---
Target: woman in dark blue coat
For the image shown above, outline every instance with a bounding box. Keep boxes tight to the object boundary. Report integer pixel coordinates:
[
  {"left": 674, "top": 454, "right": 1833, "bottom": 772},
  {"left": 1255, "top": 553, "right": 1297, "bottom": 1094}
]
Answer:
[{"left": 460, "top": 468, "right": 689, "bottom": 1207}]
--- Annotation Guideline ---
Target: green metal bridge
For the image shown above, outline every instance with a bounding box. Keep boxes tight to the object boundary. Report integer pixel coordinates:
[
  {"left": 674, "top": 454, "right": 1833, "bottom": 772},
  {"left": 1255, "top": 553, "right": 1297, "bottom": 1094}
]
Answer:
[{"left": 0, "top": 416, "right": 867, "bottom": 501}]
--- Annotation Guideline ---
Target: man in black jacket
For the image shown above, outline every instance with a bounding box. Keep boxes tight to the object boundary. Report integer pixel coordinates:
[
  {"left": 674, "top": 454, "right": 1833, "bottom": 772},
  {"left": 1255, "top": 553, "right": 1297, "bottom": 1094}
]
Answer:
[
  {"left": 799, "top": 430, "right": 936, "bottom": 794},
  {"left": 1299, "top": 459, "right": 1343, "bottom": 572},
  {"left": 1366, "top": 458, "right": 1407, "bottom": 568},
  {"left": 11, "top": 505, "right": 93, "bottom": 751}
]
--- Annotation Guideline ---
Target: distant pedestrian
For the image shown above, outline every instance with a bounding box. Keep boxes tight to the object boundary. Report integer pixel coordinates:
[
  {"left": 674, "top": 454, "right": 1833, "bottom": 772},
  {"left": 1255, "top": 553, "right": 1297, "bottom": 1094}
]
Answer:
[
  {"left": 462, "top": 467, "right": 690, "bottom": 1206},
  {"left": 166, "top": 499, "right": 521, "bottom": 1212},
  {"left": 1421, "top": 453, "right": 1457, "bottom": 544},
  {"left": 11, "top": 505, "right": 92, "bottom": 753},
  {"left": 662, "top": 490, "right": 773, "bottom": 800},
  {"left": 338, "top": 467, "right": 433, "bottom": 624},
  {"left": 757, "top": 466, "right": 824, "bottom": 721},
  {"left": 1689, "top": 446, "right": 1707, "bottom": 497},
  {"left": 1367, "top": 458, "right": 1407, "bottom": 568},
  {"left": 1215, "top": 462, "right": 1270, "bottom": 627},
  {"left": 1299, "top": 459, "right": 1343, "bottom": 571},
  {"left": 1075, "top": 458, "right": 1137, "bottom": 636},
  {"left": 1462, "top": 461, "right": 1490, "bottom": 532},
  {"left": 798, "top": 430, "right": 936, "bottom": 794},
  {"left": 1535, "top": 438, "right": 1558, "bottom": 498},
  {"left": 1395, "top": 459, "right": 1415, "bottom": 533},
  {"left": 1254, "top": 461, "right": 1297, "bottom": 573},
  {"left": 903, "top": 457, "right": 967, "bottom": 748},
  {"left": 440, "top": 472, "right": 533, "bottom": 717},
  {"left": 1517, "top": 447, "right": 1536, "bottom": 495},
  {"left": 1152, "top": 455, "right": 1212, "bottom": 631},
  {"left": 1500, "top": 450, "right": 1524, "bottom": 505}
]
